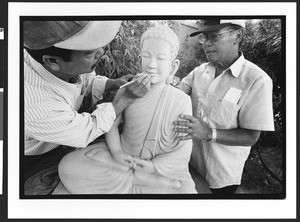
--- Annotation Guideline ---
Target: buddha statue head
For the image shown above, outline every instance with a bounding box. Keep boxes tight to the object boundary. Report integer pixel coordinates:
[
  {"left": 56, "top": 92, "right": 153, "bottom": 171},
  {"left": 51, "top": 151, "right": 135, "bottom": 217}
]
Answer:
[{"left": 140, "top": 25, "right": 180, "bottom": 86}]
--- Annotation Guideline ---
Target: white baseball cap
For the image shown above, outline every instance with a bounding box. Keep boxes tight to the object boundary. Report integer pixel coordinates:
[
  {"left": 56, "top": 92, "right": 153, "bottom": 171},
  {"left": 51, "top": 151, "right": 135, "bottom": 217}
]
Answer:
[{"left": 24, "top": 20, "right": 121, "bottom": 50}]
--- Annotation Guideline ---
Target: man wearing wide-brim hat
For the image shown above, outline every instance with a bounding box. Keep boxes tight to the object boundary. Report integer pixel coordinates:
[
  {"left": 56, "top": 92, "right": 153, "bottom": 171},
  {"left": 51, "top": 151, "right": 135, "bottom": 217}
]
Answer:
[
  {"left": 23, "top": 21, "right": 151, "bottom": 176},
  {"left": 174, "top": 19, "right": 275, "bottom": 195}
]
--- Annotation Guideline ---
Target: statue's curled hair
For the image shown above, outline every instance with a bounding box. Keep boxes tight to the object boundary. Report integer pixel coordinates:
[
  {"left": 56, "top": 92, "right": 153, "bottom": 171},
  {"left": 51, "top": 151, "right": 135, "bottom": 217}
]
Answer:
[{"left": 140, "top": 25, "right": 179, "bottom": 59}]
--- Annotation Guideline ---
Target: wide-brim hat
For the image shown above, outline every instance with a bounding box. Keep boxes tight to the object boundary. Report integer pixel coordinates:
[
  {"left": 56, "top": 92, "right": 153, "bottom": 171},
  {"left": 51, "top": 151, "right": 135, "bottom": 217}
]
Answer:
[
  {"left": 24, "top": 20, "right": 121, "bottom": 50},
  {"left": 190, "top": 19, "right": 245, "bottom": 37}
]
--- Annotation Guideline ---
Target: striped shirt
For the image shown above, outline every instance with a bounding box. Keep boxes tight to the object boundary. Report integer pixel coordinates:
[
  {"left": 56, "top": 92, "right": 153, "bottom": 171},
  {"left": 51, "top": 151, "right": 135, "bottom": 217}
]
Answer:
[{"left": 24, "top": 49, "right": 116, "bottom": 155}]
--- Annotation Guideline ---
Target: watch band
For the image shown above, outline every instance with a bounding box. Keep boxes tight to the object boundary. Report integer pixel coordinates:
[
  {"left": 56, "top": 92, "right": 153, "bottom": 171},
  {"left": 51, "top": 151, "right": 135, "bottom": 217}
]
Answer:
[{"left": 211, "top": 128, "right": 217, "bottom": 142}]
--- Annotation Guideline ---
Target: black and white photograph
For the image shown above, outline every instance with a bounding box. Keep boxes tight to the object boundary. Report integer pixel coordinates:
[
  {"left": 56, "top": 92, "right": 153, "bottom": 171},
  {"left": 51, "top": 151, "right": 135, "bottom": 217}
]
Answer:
[
  {"left": 21, "top": 17, "right": 283, "bottom": 197},
  {"left": 3, "top": 1, "right": 298, "bottom": 220}
]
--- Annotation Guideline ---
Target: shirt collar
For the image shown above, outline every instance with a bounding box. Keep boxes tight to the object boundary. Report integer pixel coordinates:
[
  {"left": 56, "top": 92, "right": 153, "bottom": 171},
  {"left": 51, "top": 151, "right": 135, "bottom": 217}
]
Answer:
[
  {"left": 24, "top": 49, "right": 82, "bottom": 89},
  {"left": 206, "top": 51, "right": 245, "bottom": 78},
  {"left": 227, "top": 51, "right": 245, "bottom": 78}
]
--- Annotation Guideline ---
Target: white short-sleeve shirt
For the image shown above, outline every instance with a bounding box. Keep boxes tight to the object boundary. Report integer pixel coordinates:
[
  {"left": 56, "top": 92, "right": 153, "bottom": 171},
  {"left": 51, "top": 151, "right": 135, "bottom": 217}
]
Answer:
[{"left": 182, "top": 53, "right": 274, "bottom": 188}]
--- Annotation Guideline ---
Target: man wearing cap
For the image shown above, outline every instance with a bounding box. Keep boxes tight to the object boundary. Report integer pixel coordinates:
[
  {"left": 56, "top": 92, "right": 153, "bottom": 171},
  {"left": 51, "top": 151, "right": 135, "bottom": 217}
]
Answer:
[
  {"left": 174, "top": 19, "right": 274, "bottom": 195},
  {"left": 23, "top": 21, "right": 151, "bottom": 178}
]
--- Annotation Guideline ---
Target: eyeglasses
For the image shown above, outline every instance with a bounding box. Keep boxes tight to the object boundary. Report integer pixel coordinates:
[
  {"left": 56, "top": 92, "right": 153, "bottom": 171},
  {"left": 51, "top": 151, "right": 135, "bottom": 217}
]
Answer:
[{"left": 198, "top": 29, "right": 235, "bottom": 44}]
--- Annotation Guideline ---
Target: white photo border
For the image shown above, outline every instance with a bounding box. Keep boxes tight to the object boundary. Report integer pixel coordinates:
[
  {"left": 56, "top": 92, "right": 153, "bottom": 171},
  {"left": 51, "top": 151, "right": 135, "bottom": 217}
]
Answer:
[{"left": 8, "top": 2, "right": 296, "bottom": 219}]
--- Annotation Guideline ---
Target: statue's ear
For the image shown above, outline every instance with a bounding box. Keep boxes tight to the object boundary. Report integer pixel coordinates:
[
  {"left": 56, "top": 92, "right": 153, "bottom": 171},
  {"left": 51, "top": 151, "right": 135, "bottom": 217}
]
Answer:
[
  {"left": 166, "top": 59, "right": 180, "bottom": 85},
  {"left": 170, "top": 59, "right": 180, "bottom": 77},
  {"left": 42, "top": 55, "right": 60, "bottom": 72}
]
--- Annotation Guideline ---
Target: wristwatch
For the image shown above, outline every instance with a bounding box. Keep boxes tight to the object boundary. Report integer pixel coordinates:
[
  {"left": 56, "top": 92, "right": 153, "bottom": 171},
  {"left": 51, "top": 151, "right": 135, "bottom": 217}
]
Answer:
[{"left": 210, "top": 128, "right": 217, "bottom": 142}]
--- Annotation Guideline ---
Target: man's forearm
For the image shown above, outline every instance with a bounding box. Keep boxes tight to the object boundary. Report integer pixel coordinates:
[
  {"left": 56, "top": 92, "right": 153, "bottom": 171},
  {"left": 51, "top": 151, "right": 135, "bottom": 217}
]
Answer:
[{"left": 208, "top": 128, "right": 261, "bottom": 146}]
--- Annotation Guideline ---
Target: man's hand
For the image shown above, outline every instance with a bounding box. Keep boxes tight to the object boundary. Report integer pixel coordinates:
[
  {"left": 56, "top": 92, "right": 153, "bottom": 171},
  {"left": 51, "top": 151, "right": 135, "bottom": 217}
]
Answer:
[
  {"left": 112, "top": 73, "right": 151, "bottom": 117},
  {"left": 171, "top": 76, "right": 181, "bottom": 87},
  {"left": 173, "top": 114, "right": 212, "bottom": 141},
  {"left": 124, "top": 72, "right": 151, "bottom": 98},
  {"left": 111, "top": 150, "right": 135, "bottom": 168},
  {"left": 132, "top": 158, "right": 155, "bottom": 174},
  {"left": 117, "top": 74, "right": 135, "bottom": 86},
  {"left": 105, "top": 74, "right": 135, "bottom": 91}
]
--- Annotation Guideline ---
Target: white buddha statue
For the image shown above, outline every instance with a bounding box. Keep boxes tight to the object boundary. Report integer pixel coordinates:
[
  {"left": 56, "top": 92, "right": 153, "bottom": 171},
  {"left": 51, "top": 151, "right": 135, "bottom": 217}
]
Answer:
[{"left": 58, "top": 25, "right": 197, "bottom": 194}]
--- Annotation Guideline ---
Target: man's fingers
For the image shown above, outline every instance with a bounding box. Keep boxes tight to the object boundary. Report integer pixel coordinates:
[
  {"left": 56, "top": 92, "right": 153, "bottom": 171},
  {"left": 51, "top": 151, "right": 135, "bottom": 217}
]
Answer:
[
  {"left": 125, "top": 73, "right": 150, "bottom": 95},
  {"left": 176, "top": 134, "right": 193, "bottom": 141},
  {"left": 132, "top": 73, "right": 144, "bottom": 80},
  {"left": 179, "top": 114, "right": 198, "bottom": 123},
  {"left": 136, "top": 75, "right": 151, "bottom": 92},
  {"left": 174, "top": 126, "right": 191, "bottom": 134},
  {"left": 173, "top": 120, "right": 191, "bottom": 127},
  {"left": 132, "top": 72, "right": 148, "bottom": 84},
  {"left": 123, "top": 74, "right": 135, "bottom": 80},
  {"left": 139, "top": 74, "right": 151, "bottom": 87},
  {"left": 130, "top": 74, "right": 151, "bottom": 98}
]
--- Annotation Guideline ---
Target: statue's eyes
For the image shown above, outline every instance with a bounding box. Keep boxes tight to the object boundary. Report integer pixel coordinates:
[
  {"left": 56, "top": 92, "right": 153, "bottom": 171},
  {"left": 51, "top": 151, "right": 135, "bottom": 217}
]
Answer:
[{"left": 157, "top": 53, "right": 167, "bottom": 60}]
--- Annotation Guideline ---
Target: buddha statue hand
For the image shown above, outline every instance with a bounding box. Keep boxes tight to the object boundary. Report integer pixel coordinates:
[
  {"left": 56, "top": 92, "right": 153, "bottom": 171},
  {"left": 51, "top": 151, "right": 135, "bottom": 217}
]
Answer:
[
  {"left": 111, "top": 150, "right": 136, "bottom": 168},
  {"left": 132, "top": 157, "right": 155, "bottom": 174}
]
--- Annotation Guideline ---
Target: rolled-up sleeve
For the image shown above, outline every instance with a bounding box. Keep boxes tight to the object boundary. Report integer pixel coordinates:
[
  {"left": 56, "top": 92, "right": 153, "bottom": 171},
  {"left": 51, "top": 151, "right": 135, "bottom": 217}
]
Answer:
[
  {"left": 92, "top": 75, "right": 108, "bottom": 103},
  {"left": 91, "top": 102, "right": 116, "bottom": 133}
]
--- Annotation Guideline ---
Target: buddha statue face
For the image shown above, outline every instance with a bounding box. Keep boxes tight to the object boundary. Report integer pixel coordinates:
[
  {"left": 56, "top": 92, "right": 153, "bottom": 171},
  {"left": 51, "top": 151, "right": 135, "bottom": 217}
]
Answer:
[
  {"left": 140, "top": 26, "right": 180, "bottom": 86},
  {"left": 141, "top": 39, "right": 177, "bottom": 85}
]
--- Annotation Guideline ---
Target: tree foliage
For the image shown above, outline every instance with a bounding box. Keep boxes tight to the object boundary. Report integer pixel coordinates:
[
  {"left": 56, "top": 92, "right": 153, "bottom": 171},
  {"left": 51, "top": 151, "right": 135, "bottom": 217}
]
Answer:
[{"left": 241, "top": 19, "right": 282, "bottom": 148}]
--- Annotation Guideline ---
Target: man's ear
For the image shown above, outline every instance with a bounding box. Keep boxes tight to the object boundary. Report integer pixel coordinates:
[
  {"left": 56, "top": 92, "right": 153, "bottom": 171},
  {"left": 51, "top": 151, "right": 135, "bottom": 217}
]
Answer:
[
  {"left": 170, "top": 59, "right": 180, "bottom": 77},
  {"left": 234, "top": 29, "right": 244, "bottom": 45},
  {"left": 42, "top": 55, "right": 60, "bottom": 72}
]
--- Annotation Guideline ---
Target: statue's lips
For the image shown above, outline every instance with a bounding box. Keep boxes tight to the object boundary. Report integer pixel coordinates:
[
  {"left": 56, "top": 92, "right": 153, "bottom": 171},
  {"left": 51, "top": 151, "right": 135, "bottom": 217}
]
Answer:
[
  {"left": 147, "top": 73, "right": 159, "bottom": 78},
  {"left": 120, "top": 72, "right": 158, "bottom": 88}
]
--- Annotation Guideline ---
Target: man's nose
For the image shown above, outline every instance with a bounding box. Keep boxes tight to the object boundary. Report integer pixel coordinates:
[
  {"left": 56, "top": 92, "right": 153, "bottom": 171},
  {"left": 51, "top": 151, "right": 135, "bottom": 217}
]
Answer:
[{"left": 95, "top": 48, "right": 104, "bottom": 58}]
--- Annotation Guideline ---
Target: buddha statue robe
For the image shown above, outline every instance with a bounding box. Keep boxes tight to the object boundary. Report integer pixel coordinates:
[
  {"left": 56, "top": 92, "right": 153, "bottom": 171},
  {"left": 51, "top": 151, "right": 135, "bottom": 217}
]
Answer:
[{"left": 58, "top": 84, "right": 197, "bottom": 194}]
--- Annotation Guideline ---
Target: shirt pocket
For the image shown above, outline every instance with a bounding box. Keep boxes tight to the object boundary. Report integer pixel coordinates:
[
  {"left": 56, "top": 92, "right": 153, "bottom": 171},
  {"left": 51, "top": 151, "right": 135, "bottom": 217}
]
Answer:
[{"left": 210, "top": 99, "right": 240, "bottom": 128}]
